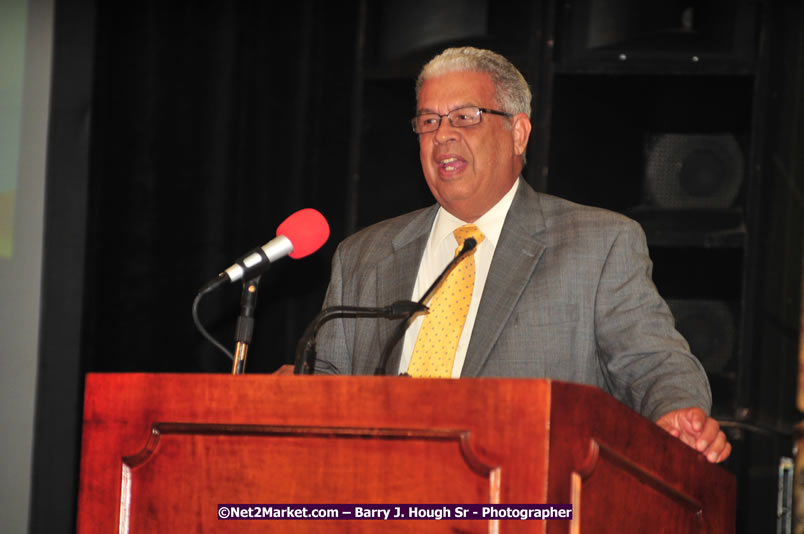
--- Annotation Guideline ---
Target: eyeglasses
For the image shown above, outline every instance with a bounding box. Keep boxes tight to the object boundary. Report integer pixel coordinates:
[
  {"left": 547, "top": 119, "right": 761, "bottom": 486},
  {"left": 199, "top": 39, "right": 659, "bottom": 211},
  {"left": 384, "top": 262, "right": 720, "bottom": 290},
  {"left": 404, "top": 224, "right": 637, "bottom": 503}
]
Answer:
[{"left": 411, "top": 106, "right": 512, "bottom": 134}]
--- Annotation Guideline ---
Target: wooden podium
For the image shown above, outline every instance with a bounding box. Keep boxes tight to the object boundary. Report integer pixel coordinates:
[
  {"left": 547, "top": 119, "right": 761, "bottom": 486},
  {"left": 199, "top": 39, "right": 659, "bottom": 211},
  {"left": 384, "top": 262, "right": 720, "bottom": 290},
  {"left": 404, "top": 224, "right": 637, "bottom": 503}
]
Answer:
[{"left": 77, "top": 373, "right": 735, "bottom": 533}]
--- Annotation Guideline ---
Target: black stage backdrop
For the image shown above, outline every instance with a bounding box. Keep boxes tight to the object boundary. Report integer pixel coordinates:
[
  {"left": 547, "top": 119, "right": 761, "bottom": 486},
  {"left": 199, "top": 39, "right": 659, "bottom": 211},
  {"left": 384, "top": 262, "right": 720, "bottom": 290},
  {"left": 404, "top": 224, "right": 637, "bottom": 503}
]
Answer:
[
  {"left": 30, "top": 2, "right": 804, "bottom": 533},
  {"left": 84, "top": 1, "right": 363, "bottom": 373}
]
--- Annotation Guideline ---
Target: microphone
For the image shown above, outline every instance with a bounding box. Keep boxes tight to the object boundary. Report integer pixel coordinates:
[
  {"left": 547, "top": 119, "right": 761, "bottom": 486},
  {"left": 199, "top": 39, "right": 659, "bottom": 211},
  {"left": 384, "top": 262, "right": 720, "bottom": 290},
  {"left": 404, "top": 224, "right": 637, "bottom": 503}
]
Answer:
[
  {"left": 294, "top": 236, "right": 478, "bottom": 375},
  {"left": 293, "top": 300, "right": 428, "bottom": 374},
  {"left": 413, "top": 237, "right": 477, "bottom": 311},
  {"left": 374, "top": 236, "right": 478, "bottom": 375},
  {"left": 200, "top": 208, "right": 330, "bottom": 293}
]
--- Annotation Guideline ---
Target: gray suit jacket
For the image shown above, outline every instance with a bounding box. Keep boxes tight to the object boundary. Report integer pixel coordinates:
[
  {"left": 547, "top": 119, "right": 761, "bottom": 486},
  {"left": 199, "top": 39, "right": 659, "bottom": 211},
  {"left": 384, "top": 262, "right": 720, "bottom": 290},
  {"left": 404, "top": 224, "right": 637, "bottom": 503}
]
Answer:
[{"left": 315, "top": 179, "right": 712, "bottom": 421}]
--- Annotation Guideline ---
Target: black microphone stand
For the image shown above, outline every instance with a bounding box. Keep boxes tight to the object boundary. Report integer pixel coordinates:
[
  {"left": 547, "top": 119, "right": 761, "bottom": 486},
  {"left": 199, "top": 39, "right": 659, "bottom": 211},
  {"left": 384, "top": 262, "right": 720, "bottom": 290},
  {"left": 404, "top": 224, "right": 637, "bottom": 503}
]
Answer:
[
  {"left": 232, "top": 275, "right": 260, "bottom": 375},
  {"left": 294, "top": 301, "right": 427, "bottom": 375},
  {"left": 374, "top": 237, "right": 477, "bottom": 375}
]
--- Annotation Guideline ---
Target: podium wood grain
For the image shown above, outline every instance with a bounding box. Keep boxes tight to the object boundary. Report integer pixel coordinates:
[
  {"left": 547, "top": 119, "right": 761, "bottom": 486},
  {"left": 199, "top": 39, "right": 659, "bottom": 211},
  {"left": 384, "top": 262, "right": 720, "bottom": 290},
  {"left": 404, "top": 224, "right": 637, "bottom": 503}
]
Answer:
[{"left": 77, "top": 374, "right": 734, "bottom": 533}]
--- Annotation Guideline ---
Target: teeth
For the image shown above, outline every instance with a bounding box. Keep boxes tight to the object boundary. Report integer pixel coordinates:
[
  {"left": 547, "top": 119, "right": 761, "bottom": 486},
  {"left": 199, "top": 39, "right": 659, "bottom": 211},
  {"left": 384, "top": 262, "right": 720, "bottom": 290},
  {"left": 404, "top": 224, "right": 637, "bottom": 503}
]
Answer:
[{"left": 441, "top": 157, "right": 459, "bottom": 171}]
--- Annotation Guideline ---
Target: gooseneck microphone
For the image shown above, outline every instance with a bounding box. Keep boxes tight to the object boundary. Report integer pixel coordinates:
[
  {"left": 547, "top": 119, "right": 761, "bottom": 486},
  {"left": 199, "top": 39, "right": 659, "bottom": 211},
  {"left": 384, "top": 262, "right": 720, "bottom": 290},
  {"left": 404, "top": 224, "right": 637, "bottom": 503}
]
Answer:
[
  {"left": 200, "top": 208, "right": 330, "bottom": 294},
  {"left": 374, "top": 236, "right": 478, "bottom": 375},
  {"left": 293, "top": 300, "right": 428, "bottom": 374},
  {"left": 294, "top": 237, "right": 478, "bottom": 375}
]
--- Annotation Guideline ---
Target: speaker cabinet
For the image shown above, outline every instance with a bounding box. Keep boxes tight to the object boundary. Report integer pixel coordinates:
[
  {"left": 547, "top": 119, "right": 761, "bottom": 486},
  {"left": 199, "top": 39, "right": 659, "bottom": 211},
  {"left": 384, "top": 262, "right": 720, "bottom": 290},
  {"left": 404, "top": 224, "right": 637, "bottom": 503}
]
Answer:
[
  {"left": 546, "top": 3, "right": 757, "bottom": 425},
  {"left": 556, "top": 0, "right": 758, "bottom": 74}
]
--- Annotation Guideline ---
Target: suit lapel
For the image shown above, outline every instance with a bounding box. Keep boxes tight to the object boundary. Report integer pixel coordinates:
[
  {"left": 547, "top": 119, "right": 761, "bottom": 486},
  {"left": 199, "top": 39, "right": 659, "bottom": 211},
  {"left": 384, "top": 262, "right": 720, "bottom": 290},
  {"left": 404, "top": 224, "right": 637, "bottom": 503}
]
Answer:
[
  {"left": 462, "top": 181, "right": 548, "bottom": 377},
  {"left": 372, "top": 206, "right": 437, "bottom": 374}
]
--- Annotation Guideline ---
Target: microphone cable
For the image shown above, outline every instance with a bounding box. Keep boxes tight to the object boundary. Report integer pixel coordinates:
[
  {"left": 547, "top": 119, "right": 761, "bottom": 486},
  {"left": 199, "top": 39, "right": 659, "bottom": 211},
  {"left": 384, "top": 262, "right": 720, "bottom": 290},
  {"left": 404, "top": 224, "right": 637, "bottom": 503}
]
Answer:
[{"left": 192, "top": 285, "right": 235, "bottom": 361}]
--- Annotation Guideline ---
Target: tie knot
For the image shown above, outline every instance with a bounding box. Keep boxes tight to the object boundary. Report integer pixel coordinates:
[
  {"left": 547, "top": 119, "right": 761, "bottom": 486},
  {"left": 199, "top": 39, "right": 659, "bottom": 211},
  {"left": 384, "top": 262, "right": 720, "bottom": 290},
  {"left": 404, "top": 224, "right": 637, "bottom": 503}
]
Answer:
[{"left": 453, "top": 224, "right": 485, "bottom": 249}]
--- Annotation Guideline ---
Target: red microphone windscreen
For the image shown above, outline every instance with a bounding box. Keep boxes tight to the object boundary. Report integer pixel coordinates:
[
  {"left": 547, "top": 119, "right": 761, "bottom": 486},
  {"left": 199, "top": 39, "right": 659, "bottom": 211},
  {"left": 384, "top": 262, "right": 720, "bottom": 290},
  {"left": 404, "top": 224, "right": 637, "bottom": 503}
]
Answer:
[{"left": 276, "top": 208, "right": 330, "bottom": 259}]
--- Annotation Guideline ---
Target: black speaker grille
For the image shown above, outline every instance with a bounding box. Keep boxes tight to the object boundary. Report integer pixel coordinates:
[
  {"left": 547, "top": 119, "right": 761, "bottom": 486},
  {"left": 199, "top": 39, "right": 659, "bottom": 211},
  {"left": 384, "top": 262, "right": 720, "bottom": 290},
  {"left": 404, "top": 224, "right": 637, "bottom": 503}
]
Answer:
[
  {"left": 667, "top": 299, "right": 736, "bottom": 374},
  {"left": 644, "top": 134, "right": 743, "bottom": 209}
]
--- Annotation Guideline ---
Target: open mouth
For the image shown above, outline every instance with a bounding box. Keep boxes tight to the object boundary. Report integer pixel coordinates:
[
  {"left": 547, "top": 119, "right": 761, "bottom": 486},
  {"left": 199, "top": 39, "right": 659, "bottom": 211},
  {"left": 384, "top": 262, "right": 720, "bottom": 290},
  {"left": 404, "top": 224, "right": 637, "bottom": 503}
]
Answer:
[
  {"left": 442, "top": 157, "right": 459, "bottom": 171},
  {"left": 439, "top": 156, "right": 466, "bottom": 173}
]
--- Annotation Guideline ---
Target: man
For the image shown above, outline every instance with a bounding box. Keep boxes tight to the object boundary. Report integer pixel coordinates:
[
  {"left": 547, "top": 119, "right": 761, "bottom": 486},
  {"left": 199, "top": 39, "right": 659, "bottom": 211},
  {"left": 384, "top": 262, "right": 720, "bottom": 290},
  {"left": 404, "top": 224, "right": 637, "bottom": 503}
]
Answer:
[{"left": 314, "top": 47, "right": 731, "bottom": 463}]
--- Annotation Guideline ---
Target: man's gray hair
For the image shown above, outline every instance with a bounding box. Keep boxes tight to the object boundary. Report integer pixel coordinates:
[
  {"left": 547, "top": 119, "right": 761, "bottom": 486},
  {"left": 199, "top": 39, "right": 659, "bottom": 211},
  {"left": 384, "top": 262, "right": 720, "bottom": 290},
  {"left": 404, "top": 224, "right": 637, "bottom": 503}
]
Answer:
[{"left": 415, "top": 47, "right": 532, "bottom": 118}]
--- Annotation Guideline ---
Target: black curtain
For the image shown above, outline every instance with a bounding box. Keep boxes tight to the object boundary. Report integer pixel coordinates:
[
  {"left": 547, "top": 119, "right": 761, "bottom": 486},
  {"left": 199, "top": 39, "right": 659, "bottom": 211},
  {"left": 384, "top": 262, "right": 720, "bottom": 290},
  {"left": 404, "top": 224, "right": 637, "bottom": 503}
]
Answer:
[{"left": 83, "top": 1, "right": 359, "bottom": 373}]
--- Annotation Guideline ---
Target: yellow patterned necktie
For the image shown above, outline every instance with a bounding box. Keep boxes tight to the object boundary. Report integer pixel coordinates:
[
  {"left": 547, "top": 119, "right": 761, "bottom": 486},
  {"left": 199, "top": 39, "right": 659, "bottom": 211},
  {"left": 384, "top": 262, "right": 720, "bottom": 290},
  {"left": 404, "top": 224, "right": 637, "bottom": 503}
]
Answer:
[{"left": 407, "top": 225, "right": 486, "bottom": 378}]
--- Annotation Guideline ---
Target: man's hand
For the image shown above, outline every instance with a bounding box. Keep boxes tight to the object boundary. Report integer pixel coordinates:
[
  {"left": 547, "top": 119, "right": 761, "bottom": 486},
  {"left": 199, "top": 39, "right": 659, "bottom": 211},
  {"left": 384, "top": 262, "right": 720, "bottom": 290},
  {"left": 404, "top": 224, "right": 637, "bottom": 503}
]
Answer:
[
  {"left": 272, "top": 364, "right": 295, "bottom": 375},
  {"left": 656, "top": 406, "right": 731, "bottom": 463}
]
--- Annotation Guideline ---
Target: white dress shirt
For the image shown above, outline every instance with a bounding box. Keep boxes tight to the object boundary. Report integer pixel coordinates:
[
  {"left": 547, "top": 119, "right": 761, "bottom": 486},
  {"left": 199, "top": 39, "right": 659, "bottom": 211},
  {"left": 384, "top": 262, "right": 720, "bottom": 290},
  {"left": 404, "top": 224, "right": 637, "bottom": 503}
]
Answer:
[{"left": 398, "top": 180, "right": 520, "bottom": 377}]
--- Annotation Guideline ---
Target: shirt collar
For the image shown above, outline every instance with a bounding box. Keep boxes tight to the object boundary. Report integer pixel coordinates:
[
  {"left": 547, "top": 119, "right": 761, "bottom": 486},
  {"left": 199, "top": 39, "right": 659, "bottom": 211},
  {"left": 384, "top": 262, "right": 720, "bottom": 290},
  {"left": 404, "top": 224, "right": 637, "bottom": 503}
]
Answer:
[{"left": 431, "top": 179, "right": 520, "bottom": 249}]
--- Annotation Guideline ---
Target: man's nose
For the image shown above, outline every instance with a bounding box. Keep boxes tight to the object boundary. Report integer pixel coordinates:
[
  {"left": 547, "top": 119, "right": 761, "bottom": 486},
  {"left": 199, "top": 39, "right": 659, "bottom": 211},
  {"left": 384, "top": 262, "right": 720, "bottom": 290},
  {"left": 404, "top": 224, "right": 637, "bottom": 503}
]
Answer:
[{"left": 433, "top": 116, "right": 458, "bottom": 144}]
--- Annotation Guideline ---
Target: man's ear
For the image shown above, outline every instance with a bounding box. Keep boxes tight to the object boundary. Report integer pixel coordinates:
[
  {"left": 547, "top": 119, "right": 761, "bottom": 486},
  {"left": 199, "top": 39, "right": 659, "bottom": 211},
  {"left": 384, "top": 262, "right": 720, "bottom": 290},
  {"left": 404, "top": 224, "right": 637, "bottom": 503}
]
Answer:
[{"left": 511, "top": 113, "right": 532, "bottom": 156}]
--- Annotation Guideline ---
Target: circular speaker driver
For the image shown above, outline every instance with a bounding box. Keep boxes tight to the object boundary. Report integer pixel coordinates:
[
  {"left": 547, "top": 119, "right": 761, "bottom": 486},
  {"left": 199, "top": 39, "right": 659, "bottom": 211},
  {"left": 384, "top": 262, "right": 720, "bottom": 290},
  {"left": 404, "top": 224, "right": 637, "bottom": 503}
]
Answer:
[
  {"left": 666, "top": 299, "right": 735, "bottom": 374},
  {"left": 645, "top": 134, "right": 743, "bottom": 209}
]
